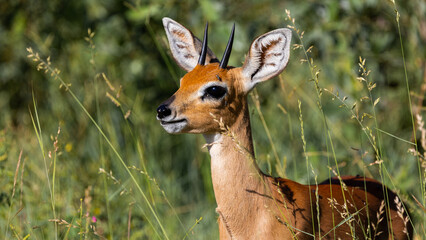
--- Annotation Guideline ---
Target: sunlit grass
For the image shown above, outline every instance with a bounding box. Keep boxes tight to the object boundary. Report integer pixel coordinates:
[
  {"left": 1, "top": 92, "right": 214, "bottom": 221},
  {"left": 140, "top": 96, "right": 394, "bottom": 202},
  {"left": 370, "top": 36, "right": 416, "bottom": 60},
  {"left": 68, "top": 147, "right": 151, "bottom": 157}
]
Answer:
[{"left": 0, "top": 0, "right": 424, "bottom": 239}]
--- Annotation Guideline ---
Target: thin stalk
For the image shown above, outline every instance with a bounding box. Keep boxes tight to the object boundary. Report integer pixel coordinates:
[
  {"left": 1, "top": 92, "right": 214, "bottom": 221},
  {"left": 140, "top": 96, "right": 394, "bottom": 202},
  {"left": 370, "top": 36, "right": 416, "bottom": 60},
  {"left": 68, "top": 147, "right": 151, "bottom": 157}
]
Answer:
[
  {"left": 27, "top": 49, "right": 170, "bottom": 240},
  {"left": 251, "top": 90, "right": 280, "bottom": 174},
  {"left": 145, "top": 21, "right": 179, "bottom": 83},
  {"left": 391, "top": 0, "right": 424, "bottom": 233},
  {"left": 298, "top": 100, "right": 317, "bottom": 238},
  {"left": 67, "top": 81, "right": 170, "bottom": 240},
  {"left": 358, "top": 56, "right": 393, "bottom": 237},
  {"left": 79, "top": 198, "right": 83, "bottom": 240},
  {"left": 182, "top": 217, "right": 203, "bottom": 240},
  {"left": 286, "top": 9, "right": 342, "bottom": 236},
  {"left": 113, "top": 95, "right": 186, "bottom": 232},
  {"left": 393, "top": 0, "right": 424, "bottom": 204},
  {"left": 29, "top": 94, "right": 57, "bottom": 239},
  {"left": 87, "top": 28, "right": 114, "bottom": 239},
  {"left": 52, "top": 142, "right": 57, "bottom": 240}
]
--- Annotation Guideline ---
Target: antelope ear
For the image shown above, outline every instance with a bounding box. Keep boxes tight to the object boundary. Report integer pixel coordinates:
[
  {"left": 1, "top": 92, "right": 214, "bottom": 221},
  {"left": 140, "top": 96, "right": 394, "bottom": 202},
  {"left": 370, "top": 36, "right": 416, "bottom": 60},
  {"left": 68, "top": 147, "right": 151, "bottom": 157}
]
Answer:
[
  {"left": 241, "top": 28, "right": 291, "bottom": 92},
  {"left": 163, "top": 17, "right": 218, "bottom": 72}
]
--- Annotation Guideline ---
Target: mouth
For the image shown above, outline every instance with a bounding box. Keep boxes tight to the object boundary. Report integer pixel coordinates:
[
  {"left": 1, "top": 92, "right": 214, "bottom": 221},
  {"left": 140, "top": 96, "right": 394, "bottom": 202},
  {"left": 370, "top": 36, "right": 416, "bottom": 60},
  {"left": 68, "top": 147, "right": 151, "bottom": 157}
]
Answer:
[
  {"left": 159, "top": 118, "right": 188, "bottom": 134},
  {"left": 160, "top": 119, "right": 187, "bottom": 125}
]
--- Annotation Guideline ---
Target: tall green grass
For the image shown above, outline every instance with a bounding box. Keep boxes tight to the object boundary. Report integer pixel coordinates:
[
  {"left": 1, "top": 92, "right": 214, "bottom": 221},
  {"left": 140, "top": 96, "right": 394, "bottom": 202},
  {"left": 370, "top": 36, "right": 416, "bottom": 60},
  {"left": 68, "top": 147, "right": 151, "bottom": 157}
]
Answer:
[{"left": 0, "top": 0, "right": 424, "bottom": 239}]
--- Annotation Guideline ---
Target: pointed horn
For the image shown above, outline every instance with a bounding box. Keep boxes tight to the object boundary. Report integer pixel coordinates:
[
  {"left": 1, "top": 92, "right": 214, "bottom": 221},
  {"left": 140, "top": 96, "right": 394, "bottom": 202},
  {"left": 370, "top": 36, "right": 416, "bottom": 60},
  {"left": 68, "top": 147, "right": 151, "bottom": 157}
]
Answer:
[
  {"left": 198, "top": 22, "right": 209, "bottom": 66},
  {"left": 219, "top": 23, "right": 235, "bottom": 69}
]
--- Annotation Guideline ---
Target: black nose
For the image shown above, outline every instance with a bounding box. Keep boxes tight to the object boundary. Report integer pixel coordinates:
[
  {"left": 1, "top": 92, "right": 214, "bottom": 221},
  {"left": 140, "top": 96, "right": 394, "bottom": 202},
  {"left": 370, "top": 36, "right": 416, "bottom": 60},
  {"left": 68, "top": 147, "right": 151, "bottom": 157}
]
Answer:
[{"left": 157, "top": 104, "right": 171, "bottom": 119}]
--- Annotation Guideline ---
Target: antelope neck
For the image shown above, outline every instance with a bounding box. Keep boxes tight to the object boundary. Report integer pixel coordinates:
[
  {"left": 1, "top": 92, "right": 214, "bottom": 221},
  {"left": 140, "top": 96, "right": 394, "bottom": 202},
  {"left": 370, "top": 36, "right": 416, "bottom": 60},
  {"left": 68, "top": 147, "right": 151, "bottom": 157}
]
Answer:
[{"left": 203, "top": 101, "right": 266, "bottom": 223}]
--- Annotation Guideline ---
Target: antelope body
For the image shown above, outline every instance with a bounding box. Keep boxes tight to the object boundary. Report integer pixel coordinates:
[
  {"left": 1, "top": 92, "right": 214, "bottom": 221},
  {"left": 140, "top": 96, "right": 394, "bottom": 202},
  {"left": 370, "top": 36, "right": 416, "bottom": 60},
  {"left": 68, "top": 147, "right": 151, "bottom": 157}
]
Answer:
[{"left": 157, "top": 17, "right": 412, "bottom": 239}]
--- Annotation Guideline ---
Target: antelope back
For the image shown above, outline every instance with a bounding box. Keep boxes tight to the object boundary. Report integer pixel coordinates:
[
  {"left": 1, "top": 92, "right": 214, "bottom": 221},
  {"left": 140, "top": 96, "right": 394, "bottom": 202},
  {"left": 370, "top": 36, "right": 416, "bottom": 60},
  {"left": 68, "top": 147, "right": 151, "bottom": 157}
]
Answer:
[{"left": 157, "top": 18, "right": 292, "bottom": 134}]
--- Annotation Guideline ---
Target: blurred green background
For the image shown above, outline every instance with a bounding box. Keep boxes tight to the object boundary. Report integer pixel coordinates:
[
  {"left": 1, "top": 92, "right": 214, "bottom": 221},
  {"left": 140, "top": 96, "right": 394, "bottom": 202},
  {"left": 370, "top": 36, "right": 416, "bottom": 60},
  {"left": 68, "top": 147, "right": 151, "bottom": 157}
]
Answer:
[{"left": 0, "top": 0, "right": 425, "bottom": 239}]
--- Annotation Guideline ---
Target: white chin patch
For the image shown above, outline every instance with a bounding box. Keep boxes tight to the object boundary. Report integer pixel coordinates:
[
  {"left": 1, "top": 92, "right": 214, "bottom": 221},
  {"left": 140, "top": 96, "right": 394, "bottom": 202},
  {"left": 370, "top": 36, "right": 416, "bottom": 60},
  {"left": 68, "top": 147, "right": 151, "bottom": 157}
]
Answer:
[{"left": 161, "top": 120, "right": 187, "bottom": 134}]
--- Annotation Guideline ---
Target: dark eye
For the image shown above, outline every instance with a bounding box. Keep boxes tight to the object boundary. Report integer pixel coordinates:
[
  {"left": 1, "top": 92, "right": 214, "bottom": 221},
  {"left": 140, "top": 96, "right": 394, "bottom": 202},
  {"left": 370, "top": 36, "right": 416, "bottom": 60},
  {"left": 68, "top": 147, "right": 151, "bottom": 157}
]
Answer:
[{"left": 205, "top": 86, "right": 227, "bottom": 99}]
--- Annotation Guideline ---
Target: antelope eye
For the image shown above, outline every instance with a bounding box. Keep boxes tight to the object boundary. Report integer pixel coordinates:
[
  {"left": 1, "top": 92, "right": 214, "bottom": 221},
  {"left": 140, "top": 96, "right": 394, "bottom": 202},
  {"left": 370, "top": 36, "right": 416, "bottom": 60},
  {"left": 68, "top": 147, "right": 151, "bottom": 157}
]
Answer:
[{"left": 205, "top": 86, "right": 227, "bottom": 99}]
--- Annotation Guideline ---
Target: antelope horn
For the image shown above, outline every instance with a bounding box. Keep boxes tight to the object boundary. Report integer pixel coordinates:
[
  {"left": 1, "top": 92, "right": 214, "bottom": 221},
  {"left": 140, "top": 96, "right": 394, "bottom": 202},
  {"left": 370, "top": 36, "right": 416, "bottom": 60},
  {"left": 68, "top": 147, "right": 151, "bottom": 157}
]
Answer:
[
  {"left": 198, "top": 22, "right": 209, "bottom": 65},
  {"left": 219, "top": 23, "right": 235, "bottom": 69}
]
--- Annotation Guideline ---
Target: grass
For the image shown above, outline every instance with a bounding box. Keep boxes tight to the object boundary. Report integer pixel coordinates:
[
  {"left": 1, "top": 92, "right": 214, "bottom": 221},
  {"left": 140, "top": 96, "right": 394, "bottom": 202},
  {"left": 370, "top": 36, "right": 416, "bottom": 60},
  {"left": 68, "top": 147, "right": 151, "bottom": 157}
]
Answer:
[{"left": 0, "top": 0, "right": 425, "bottom": 239}]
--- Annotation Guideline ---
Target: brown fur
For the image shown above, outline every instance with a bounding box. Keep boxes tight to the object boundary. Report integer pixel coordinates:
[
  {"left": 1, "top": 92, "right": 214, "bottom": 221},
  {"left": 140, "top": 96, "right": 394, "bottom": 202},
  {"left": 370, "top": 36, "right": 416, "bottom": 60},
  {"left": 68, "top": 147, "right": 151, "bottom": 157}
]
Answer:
[{"left": 159, "top": 18, "right": 412, "bottom": 239}]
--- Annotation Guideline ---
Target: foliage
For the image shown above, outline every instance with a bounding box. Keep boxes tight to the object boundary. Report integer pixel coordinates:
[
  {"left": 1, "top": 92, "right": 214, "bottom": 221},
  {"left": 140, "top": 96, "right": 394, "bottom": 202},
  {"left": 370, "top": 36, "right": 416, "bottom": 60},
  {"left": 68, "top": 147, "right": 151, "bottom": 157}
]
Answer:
[{"left": 0, "top": 0, "right": 425, "bottom": 239}]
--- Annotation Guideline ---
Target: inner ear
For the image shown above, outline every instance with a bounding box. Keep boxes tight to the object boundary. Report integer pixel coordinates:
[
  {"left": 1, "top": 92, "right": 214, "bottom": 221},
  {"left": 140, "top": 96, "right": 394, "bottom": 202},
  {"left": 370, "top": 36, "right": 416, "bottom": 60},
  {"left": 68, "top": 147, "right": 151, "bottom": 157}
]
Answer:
[
  {"left": 241, "top": 28, "right": 292, "bottom": 92},
  {"left": 163, "top": 18, "right": 218, "bottom": 72}
]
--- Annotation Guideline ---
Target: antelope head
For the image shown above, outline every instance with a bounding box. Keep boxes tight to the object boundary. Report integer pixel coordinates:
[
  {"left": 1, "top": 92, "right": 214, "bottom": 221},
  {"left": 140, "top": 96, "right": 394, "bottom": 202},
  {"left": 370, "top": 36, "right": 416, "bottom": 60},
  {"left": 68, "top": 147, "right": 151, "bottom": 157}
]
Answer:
[{"left": 157, "top": 18, "right": 291, "bottom": 135}]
